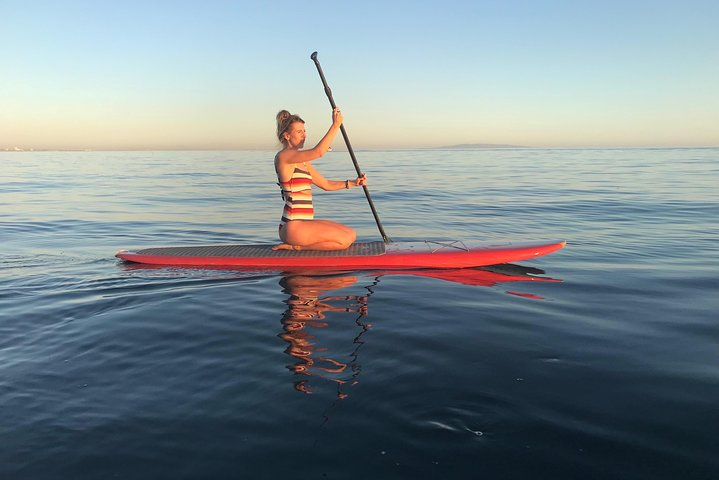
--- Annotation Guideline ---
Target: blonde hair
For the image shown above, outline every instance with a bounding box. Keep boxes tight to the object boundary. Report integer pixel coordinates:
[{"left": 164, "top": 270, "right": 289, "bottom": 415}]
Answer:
[{"left": 276, "top": 110, "right": 304, "bottom": 145}]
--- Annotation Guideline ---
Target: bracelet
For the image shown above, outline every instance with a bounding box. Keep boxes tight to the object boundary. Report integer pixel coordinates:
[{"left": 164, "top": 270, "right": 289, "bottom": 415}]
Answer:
[{"left": 345, "top": 179, "right": 350, "bottom": 189}]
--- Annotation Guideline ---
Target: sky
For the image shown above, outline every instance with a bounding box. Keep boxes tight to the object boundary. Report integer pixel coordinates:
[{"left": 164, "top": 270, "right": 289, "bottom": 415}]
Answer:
[{"left": 1, "top": 0, "right": 718, "bottom": 150}]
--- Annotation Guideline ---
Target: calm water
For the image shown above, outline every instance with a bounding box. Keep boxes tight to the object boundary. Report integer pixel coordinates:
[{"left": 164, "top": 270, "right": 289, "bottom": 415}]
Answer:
[{"left": 1, "top": 148, "right": 718, "bottom": 479}]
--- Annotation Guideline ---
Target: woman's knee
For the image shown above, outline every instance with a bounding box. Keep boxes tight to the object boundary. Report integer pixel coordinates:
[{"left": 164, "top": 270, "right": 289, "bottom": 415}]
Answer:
[{"left": 338, "top": 228, "right": 356, "bottom": 248}]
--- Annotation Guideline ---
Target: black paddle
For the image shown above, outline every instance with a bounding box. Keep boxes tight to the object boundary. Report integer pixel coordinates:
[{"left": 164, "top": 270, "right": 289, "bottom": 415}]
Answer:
[{"left": 310, "top": 51, "right": 391, "bottom": 244}]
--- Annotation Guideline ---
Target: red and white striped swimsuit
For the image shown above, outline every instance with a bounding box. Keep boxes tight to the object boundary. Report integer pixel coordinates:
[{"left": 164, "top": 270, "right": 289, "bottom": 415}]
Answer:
[{"left": 278, "top": 166, "right": 314, "bottom": 228}]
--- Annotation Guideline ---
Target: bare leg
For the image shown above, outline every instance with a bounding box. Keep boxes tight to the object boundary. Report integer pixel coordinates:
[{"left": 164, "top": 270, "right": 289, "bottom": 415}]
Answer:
[{"left": 277, "top": 220, "right": 356, "bottom": 251}]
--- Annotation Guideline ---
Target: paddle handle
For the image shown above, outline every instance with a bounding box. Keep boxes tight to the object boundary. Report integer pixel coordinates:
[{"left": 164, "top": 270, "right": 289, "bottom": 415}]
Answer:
[{"left": 310, "top": 51, "right": 391, "bottom": 244}]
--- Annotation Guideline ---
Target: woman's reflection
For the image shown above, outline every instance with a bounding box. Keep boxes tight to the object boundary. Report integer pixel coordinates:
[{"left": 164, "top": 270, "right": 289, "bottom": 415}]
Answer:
[
  {"left": 275, "top": 265, "right": 560, "bottom": 399},
  {"left": 278, "top": 273, "right": 371, "bottom": 399}
]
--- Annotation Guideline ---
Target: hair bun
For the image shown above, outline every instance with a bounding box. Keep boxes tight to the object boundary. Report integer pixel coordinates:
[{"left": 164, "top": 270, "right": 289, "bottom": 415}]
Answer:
[{"left": 276, "top": 110, "right": 291, "bottom": 123}]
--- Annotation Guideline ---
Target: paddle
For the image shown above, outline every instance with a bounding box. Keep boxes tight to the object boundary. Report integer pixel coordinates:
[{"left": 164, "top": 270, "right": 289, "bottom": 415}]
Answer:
[{"left": 310, "top": 51, "right": 391, "bottom": 244}]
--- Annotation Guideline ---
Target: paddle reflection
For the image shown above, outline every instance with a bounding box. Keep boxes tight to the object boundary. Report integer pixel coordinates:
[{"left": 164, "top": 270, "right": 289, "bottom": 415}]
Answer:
[{"left": 278, "top": 273, "right": 371, "bottom": 399}]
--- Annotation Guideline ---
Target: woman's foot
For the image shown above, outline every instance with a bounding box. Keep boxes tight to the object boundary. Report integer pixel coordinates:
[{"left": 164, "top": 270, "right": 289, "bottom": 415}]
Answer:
[{"left": 272, "top": 243, "right": 302, "bottom": 251}]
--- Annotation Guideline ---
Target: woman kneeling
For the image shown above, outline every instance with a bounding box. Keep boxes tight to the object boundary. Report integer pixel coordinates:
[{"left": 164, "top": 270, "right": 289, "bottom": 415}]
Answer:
[{"left": 274, "top": 108, "right": 365, "bottom": 251}]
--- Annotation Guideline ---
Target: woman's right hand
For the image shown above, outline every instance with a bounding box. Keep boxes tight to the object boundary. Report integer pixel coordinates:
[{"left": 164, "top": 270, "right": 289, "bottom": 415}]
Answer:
[{"left": 332, "top": 107, "right": 343, "bottom": 126}]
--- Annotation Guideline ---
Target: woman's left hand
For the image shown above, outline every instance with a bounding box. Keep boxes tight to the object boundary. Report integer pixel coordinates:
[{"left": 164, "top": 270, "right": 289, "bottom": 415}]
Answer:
[{"left": 352, "top": 174, "right": 367, "bottom": 187}]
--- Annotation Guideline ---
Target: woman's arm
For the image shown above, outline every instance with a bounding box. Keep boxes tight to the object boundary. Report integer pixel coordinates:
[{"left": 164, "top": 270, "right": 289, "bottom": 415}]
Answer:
[{"left": 307, "top": 163, "right": 367, "bottom": 191}]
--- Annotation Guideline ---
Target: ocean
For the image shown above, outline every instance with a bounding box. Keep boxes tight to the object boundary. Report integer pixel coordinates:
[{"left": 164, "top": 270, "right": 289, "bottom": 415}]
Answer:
[{"left": 1, "top": 148, "right": 718, "bottom": 479}]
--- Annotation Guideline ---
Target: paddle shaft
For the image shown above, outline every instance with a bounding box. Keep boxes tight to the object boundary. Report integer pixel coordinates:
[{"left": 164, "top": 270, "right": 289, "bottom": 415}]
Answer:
[{"left": 310, "top": 51, "right": 391, "bottom": 244}]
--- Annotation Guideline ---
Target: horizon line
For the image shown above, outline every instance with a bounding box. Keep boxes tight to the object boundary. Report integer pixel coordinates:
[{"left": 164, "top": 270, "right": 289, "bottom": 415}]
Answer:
[{"left": 3, "top": 144, "right": 719, "bottom": 153}]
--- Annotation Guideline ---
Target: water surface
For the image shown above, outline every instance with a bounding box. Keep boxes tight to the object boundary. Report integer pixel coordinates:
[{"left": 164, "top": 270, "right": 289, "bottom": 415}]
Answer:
[{"left": 1, "top": 148, "right": 718, "bottom": 479}]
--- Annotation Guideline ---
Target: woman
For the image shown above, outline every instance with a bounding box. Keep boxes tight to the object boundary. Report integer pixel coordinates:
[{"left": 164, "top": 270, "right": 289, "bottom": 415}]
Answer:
[{"left": 274, "top": 107, "right": 366, "bottom": 251}]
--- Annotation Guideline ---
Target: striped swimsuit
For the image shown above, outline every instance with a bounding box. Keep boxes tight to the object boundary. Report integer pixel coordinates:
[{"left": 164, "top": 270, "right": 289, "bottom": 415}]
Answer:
[{"left": 278, "top": 166, "right": 314, "bottom": 228}]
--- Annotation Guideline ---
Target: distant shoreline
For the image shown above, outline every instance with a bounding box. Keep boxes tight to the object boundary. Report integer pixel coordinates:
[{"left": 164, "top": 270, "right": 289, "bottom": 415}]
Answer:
[{"left": 431, "top": 143, "right": 528, "bottom": 149}]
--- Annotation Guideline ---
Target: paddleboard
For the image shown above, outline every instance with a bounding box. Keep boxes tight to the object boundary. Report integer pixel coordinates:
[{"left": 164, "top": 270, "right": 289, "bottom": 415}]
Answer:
[{"left": 115, "top": 240, "right": 565, "bottom": 270}]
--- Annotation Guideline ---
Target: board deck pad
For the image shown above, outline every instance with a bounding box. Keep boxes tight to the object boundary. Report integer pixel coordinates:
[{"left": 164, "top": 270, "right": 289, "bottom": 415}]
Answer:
[{"left": 133, "top": 241, "right": 386, "bottom": 258}]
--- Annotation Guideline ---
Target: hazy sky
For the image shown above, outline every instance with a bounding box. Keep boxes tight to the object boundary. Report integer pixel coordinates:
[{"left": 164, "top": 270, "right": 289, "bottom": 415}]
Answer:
[{"left": 2, "top": 0, "right": 717, "bottom": 150}]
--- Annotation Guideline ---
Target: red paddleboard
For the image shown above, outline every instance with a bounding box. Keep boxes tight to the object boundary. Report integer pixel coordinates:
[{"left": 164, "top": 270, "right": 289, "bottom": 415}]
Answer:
[{"left": 115, "top": 240, "right": 565, "bottom": 270}]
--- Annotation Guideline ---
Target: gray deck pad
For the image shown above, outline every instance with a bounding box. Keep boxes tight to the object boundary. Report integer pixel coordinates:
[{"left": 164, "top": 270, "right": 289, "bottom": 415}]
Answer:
[{"left": 136, "top": 241, "right": 387, "bottom": 258}]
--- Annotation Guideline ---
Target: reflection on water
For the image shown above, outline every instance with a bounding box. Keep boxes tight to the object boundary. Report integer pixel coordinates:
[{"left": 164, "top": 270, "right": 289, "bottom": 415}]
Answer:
[
  {"left": 117, "top": 260, "right": 561, "bottom": 400},
  {"left": 275, "top": 265, "right": 561, "bottom": 398},
  {"left": 376, "top": 263, "right": 561, "bottom": 298},
  {"left": 278, "top": 273, "right": 372, "bottom": 399}
]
